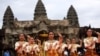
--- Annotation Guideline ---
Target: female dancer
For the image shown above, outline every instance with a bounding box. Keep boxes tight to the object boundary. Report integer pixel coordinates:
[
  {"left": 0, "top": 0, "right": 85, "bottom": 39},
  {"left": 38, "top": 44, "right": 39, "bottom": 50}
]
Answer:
[
  {"left": 64, "top": 38, "right": 71, "bottom": 56},
  {"left": 44, "top": 31, "right": 58, "bottom": 56},
  {"left": 56, "top": 32, "right": 67, "bottom": 56},
  {"left": 83, "top": 29, "right": 98, "bottom": 56},
  {"left": 69, "top": 38, "right": 82, "bottom": 56},
  {"left": 15, "top": 34, "right": 27, "bottom": 56},
  {"left": 26, "top": 37, "right": 40, "bottom": 56}
]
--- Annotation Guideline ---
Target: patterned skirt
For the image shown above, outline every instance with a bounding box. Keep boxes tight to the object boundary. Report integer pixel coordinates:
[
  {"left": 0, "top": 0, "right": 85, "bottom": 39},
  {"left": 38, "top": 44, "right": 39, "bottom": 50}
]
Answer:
[
  {"left": 84, "top": 49, "right": 98, "bottom": 56},
  {"left": 46, "top": 50, "right": 58, "bottom": 56},
  {"left": 70, "top": 52, "right": 78, "bottom": 56}
]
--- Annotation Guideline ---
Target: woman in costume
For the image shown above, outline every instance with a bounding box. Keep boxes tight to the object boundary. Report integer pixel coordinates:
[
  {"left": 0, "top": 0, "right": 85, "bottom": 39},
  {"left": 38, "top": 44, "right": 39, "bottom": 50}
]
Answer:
[
  {"left": 77, "top": 39, "right": 85, "bottom": 56},
  {"left": 56, "top": 32, "right": 67, "bottom": 56},
  {"left": 26, "top": 37, "right": 40, "bottom": 56},
  {"left": 36, "top": 39, "right": 44, "bottom": 56},
  {"left": 69, "top": 38, "right": 82, "bottom": 56},
  {"left": 64, "top": 38, "right": 71, "bottom": 56},
  {"left": 44, "top": 31, "right": 58, "bottom": 56},
  {"left": 15, "top": 34, "right": 28, "bottom": 56},
  {"left": 83, "top": 29, "right": 98, "bottom": 56}
]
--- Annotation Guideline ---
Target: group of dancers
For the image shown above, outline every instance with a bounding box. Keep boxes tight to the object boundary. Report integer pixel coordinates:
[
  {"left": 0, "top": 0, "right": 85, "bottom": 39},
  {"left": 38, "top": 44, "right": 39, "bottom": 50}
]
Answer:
[{"left": 15, "top": 29, "right": 100, "bottom": 56}]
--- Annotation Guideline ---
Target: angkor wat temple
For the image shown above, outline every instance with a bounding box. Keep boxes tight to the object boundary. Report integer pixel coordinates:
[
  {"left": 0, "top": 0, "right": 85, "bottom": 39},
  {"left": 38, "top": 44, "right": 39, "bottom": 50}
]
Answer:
[{"left": 0, "top": 0, "right": 100, "bottom": 56}]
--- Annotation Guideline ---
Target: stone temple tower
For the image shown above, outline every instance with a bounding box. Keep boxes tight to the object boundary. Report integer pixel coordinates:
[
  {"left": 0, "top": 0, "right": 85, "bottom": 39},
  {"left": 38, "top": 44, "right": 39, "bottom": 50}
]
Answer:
[
  {"left": 2, "top": 6, "right": 15, "bottom": 46},
  {"left": 66, "top": 5, "right": 80, "bottom": 38},
  {"left": 2, "top": 6, "right": 14, "bottom": 29},
  {"left": 34, "top": 0, "right": 48, "bottom": 21},
  {"left": 67, "top": 5, "right": 79, "bottom": 27}
]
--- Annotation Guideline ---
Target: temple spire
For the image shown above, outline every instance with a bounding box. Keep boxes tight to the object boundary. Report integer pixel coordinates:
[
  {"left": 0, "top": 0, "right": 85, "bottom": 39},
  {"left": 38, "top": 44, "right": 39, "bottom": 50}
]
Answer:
[
  {"left": 67, "top": 5, "right": 79, "bottom": 27},
  {"left": 67, "top": 5, "right": 78, "bottom": 19},
  {"left": 89, "top": 24, "right": 91, "bottom": 28},
  {"left": 4, "top": 6, "right": 14, "bottom": 16},
  {"left": 2, "top": 6, "right": 14, "bottom": 29},
  {"left": 34, "top": 0, "right": 47, "bottom": 20}
]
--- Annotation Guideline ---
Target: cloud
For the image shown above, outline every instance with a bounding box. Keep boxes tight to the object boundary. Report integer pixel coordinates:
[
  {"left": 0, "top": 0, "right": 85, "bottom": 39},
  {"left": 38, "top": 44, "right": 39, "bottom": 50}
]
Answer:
[{"left": 0, "top": 0, "right": 100, "bottom": 29}]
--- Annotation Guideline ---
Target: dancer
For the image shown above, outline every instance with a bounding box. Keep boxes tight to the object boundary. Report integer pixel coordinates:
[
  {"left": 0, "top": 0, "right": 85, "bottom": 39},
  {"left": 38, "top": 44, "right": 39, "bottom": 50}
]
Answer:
[
  {"left": 64, "top": 38, "right": 71, "bottom": 56},
  {"left": 56, "top": 32, "right": 67, "bottom": 56},
  {"left": 69, "top": 38, "right": 82, "bottom": 56},
  {"left": 44, "top": 31, "right": 58, "bottom": 56},
  {"left": 84, "top": 29, "right": 98, "bottom": 56},
  {"left": 26, "top": 37, "right": 40, "bottom": 56},
  {"left": 15, "top": 34, "right": 27, "bottom": 56}
]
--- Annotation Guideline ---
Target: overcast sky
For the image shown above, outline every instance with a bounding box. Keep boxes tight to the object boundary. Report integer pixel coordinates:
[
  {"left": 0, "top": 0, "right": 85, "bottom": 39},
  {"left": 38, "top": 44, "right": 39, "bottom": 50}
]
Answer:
[{"left": 0, "top": 0, "right": 100, "bottom": 29}]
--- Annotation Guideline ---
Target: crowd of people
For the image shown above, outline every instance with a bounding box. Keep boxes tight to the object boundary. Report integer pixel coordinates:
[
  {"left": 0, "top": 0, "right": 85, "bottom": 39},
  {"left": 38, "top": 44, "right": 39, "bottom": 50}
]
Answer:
[{"left": 14, "top": 29, "right": 100, "bottom": 56}]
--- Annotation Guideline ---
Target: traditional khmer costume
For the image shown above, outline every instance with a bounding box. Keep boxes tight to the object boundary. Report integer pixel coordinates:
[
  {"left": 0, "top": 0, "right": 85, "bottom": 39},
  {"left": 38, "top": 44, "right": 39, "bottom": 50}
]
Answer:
[
  {"left": 15, "top": 41, "right": 28, "bottom": 56},
  {"left": 44, "top": 40, "right": 58, "bottom": 56},
  {"left": 84, "top": 37, "right": 98, "bottom": 56}
]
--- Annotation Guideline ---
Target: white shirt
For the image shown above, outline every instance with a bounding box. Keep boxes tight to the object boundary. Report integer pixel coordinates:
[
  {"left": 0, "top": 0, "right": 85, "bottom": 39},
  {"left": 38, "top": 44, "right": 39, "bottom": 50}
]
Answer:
[
  {"left": 26, "top": 44, "right": 40, "bottom": 53},
  {"left": 70, "top": 44, "right": 81, "bottom": 53},
  {"left": 15, "top": 41, "right": 27, "bottom": 53},
  {"left": 44, "top": 40, "right": 58, "bottom": 51},
  {"left": 84, "top": 37, "right": 97, "bottom": 49}
]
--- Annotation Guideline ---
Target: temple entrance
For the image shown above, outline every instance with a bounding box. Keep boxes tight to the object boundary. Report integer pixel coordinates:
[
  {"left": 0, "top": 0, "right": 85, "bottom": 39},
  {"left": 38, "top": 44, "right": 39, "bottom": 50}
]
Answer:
[{"left": 38, "top": 30, "right": 48, "bottom": 44}]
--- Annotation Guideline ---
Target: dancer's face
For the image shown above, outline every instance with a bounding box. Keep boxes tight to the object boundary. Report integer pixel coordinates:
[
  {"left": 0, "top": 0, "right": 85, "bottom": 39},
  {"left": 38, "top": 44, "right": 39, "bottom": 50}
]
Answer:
[
  {"left": 19, "top": 34, "right": 25, "bottom": 41},
  {"left": 72, "top": 39, "right": 76, "bottom": 44},
  {"left": 87, "top": 29, "right": 92, "bottom": 37},
  {"left": 48, "top": 32, "right": 54, "bottom": 40},
  {"left": 66, "top": 39, "right": 70, "bottom": 44},
  {"left": 29, "top": 37, "right": 34, "bottom": 44}
]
